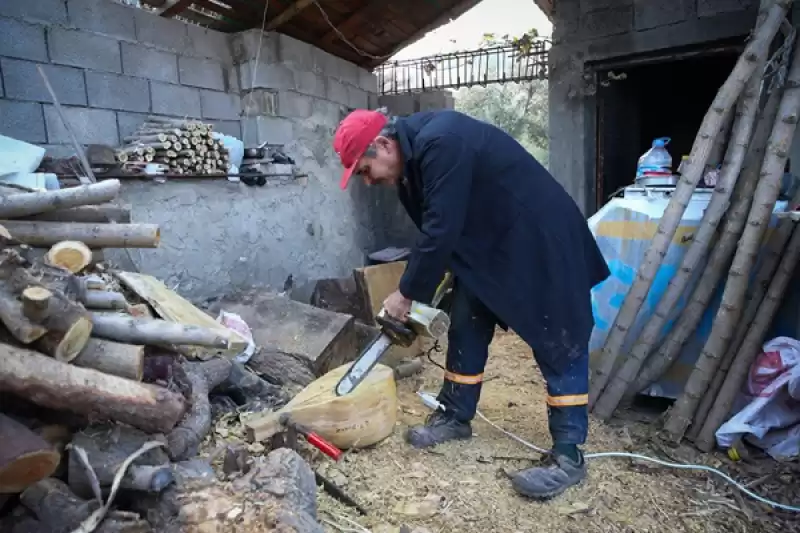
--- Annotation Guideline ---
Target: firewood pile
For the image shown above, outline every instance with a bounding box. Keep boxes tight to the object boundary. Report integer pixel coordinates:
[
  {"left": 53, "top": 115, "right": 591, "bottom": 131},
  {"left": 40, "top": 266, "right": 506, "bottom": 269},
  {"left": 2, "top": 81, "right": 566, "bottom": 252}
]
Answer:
[
  {"left": 0, "top": 179, "right": 335, "bottom": 532},
  {"left": 116, "top": 117, "right": 230, "bottom": 176},
  {"left": 589, "top": 0, "right": 800, "bottom": 450}
]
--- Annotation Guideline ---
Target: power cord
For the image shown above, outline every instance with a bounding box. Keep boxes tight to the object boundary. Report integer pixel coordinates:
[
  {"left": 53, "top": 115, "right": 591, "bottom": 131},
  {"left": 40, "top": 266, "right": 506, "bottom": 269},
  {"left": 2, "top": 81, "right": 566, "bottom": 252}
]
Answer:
[{"left": 416, "top": 391, "right": 800, "bottom": 513}]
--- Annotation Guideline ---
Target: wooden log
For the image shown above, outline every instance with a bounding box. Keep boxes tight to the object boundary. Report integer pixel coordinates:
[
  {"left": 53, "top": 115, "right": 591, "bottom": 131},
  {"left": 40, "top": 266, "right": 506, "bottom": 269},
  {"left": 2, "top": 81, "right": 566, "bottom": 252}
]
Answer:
[
  {"left": 244, "top": 362, "right": 398, "bottom": 449},
  {"left": 21, "top": 287, "right": 50, "bottom": 323},
  {"left": 21, "top": 287, "right": 93, "bottom": 363},
  {"left": 18, "top": 205, "right": 132, "bottom": 224},
  {"left": 167, "top": 358, "right": 233, "bottom": 460},
  {"left": 81, "top": 290, "right": 129, "bottom": 310},
  {"left": 124, "top": 134, "right": 167, "bottom": 143},
  {"left": 72, "top": 338, "right": 145, "bottom": 381},
  {"left": 0, "top": 221, "right": 161, "bottom": 248},
  {"left": 0, "top": 414, "right": 60, "bottom": 493},
  {"left": 0, "top": 180, "right": 121, "bottom": 219},
  {"left": 89, "top": 312, "right": 232, "bottom": 349},
  {"left": 44, "top": 240, "right": 93, "bottom": 273},
  {"left": 0, "top": 345, "right": 187, "bottom": 434},
  {"left": 68, "top": 423, "right": 172, "bottom": 498}
]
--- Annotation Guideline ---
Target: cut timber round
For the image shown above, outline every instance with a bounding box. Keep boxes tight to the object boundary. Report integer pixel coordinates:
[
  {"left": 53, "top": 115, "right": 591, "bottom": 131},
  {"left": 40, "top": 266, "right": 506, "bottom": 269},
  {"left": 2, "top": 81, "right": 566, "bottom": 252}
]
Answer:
[
  {"left": 245, "top": 362, "right": 397, "bottom": 449},
  {"left": 44, "top": 241, "right": 92, "bottom": 273},
  {"left": 0, "top": 414, "right": 60, "bottom": 493}
]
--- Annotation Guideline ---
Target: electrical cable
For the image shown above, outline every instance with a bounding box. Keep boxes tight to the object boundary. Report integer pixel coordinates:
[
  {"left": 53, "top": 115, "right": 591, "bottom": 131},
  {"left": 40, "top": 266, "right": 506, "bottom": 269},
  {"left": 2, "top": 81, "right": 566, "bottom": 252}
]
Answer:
[{"left": 416, "top": 391, "right": 800, "bottom": 513}]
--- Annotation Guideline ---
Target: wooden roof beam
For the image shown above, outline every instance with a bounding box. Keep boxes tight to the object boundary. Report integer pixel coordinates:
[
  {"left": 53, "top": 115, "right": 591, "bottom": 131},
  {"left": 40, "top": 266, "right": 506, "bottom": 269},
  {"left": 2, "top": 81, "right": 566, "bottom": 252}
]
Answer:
[
  {"left": 318, "top": 0, "right": 384, "bottom": 47},
  {"left": 266, "top": 0, "right": 315, "bottom": 30}
]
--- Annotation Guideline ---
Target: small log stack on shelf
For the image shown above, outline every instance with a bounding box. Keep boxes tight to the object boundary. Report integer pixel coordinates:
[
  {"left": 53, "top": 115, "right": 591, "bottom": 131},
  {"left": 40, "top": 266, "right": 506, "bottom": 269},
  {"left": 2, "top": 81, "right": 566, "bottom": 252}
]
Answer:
[{"left": 117, "top": 117, "right": 230, "bottom": 176}]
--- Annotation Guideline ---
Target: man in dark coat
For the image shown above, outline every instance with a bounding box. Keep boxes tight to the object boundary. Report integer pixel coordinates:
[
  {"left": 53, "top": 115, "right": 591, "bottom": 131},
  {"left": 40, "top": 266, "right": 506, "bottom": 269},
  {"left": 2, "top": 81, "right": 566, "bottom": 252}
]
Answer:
[{"left": 333, "top": 108, "right": 610, "bottom": 500}]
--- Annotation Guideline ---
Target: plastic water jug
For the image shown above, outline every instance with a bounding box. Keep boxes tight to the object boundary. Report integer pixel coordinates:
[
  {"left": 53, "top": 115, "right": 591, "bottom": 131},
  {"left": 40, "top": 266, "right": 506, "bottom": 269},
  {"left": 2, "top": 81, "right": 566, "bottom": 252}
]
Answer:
[{"left": 636, "top": 137, "right": 673, "bottom": 178}]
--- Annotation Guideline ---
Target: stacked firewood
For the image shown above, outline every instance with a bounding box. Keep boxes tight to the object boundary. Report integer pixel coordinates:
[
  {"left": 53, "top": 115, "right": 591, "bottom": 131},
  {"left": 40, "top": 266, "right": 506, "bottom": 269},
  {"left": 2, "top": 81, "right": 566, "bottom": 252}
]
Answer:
[
  {"left": 0, "top": 179, "right": 290, "bottom": 532},
  {"left": 588, "top": 0, "right": 800, "bottom": 451},
  {"left": 117, "top": 117, "right": 230, "bottom": 175}
]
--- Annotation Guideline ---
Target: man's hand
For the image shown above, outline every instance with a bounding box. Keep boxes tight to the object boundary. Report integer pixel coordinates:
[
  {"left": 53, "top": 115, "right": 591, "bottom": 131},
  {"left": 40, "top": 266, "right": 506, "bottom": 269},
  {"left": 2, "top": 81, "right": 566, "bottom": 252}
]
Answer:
[{"left": 383, "top": 290, "right": 412, "bottom": 321}]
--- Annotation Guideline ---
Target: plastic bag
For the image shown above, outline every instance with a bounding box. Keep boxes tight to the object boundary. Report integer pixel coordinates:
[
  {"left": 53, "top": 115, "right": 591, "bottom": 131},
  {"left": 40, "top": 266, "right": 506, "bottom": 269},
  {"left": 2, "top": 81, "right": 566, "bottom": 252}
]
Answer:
[
  {"left": 716, "top": 336, "right": 800, "bottom": 459},
  {"left": 216, "top": 310, "right": 256, "bottom": 363}
]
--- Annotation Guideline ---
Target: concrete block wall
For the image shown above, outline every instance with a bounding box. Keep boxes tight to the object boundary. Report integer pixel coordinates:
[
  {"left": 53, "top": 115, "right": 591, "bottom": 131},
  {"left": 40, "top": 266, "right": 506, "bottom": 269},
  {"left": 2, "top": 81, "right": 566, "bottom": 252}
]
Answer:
[
  {"left": 0, "top": 0, "right": 243, "bottom": 156},
  {"left": 548, "top": 0, "right": 759, "bottom": 213}
]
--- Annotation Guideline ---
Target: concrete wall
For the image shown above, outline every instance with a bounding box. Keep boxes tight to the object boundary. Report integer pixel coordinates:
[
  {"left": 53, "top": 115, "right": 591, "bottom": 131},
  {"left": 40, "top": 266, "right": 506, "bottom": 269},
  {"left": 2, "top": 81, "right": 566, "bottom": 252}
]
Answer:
[
  {"left": 0, "top": 0, "right": 404, "bottom": 300},
  {"left": 548, "top": 0, "right": 761, "bottom": 214}
]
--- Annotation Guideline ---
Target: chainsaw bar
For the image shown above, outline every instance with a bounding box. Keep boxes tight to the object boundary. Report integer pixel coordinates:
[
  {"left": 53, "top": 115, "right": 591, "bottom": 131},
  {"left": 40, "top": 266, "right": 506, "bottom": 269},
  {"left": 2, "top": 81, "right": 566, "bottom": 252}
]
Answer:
[{"left": 335, "top": 332, "right": 394, "bottom": 396}]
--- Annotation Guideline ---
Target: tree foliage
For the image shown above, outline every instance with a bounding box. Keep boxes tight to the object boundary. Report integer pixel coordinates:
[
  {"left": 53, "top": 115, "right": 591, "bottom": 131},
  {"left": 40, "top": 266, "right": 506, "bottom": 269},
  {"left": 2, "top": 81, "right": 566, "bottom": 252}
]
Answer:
[{"left": 454, "top": 29, "right": 549, "bottom": 166}]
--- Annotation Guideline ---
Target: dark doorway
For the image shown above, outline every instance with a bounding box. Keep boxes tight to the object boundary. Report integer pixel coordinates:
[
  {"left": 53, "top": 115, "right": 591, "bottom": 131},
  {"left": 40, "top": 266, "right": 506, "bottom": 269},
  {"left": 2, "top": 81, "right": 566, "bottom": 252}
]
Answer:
[{"left": 592, "top": 42, "right": 743, "bottom": 212}]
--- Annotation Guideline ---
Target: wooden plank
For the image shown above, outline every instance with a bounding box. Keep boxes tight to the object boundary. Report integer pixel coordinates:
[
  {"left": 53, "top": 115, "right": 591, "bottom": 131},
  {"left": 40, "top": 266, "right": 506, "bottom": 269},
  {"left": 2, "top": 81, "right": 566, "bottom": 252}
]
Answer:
[
  {"left": 353, "top": 261, "right": 421, "bottom": 365},
  {"left": 266, "top": 0, "right": 315, "bottom": 30},
  {"left": 208, "top": 290, "right": 358, "bottom": 375},
  {"left": 161, "top": 0, "right": 195, "bottom": 17},
  {"left": 113, "top": 271, "right": 248, "bottom": 360}
]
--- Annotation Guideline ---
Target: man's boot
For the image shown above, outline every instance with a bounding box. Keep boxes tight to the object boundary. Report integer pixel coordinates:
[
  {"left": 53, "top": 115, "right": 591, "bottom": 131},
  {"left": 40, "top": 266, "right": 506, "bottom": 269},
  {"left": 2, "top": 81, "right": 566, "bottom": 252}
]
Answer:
[
  {"left": 405, "top": 410, "right": 472, "bottom": 449},
  {"left": 510, "top": 449, "right": 587, "bottom": 500}
]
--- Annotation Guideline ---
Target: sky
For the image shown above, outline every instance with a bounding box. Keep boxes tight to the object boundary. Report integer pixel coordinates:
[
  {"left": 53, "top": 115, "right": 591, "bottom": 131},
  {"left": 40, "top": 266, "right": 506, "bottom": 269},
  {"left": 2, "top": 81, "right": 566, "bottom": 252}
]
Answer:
[{"left": 392, "top": 0, "right": 552, "bottom": 60}]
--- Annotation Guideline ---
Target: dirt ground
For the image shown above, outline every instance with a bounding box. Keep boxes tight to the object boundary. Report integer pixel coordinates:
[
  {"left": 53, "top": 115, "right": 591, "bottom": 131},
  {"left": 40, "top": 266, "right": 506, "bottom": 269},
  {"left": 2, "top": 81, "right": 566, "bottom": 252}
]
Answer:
[{"left": 314, "top": 330, "right": 800, "bottom": 533}]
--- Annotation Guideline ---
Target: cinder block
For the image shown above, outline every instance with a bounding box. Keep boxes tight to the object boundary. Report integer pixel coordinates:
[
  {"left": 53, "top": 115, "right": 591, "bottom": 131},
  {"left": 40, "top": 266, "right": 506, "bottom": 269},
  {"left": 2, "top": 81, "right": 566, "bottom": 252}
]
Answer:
[
  {"left": 1, "top": 58, "right": 87, "bottom": 105},
  {"left": 314, "top": 49, "right": 340, "bottom": 77},
  {"left": 48, "top": 27, "right": 122, "bottom": 73},
  {"left": 347, "top": 85, "right": 369, "bottom": 109},
  {"left": 0, "top": 100, "right": 46, "bottom": 143},
  {"left": 133, "top": 8, "right": 192, "bottom": 54},
  {"left": 150, "top": 81, "right": 202, "bottom": 117},
  {"left": 42, "top": 144, "right": 81, "bottom": 158},
  {"left": 66, "top": 0, "right": 136, "bottom": 40},
  {"left": 44, "top": 105, "right": 119, "bottom": 145},
  {"left": 186, "top": 23, "right": 233, "bottom": 64},
  {"left": 242, "top": 116, "right": 293, "bottom": 146},
  {"left": 368, "top": 93, "right": 379, "bottom": 110},
  {"left": 698, "top": 0, "right": 754, "bottom": 17},
  {"left": 326, "top": 79, "right": 349, "bottom": 106},
  {"left": 178, "top": 56, "right": 226, "bottom": 91},
  {"left": 579, "top": 6, "right": 633, "bottom": 39},
  {"left": 635, "top": 0, "right": 691, "bottom": 30},
  {"left": 314, "top": 98, "right": 347, "bottom": 124},
  {"left": 200, "top": 90, "right": 241, "bottom": 120},
  {"left": 553, "top": 0, "right": 580, "bottom": 43},
  {"left": 377, "top": 94, "right": 418, "bottom": 116},
  {"left": 0, "top": 17, "right": 48, "bottom": 62},
  {"left": 277, "top": 33, "right": 316, "bottom": 73},
  {"left": 230, "top": 29, "right": 279, "bottom": 65},
  {"left": 419, "top": 91, "right": 454, "bottom": 111},
  {"left": 116, "top": 111, "right": 149, "bottom": 140},
  {"left": 86, "top": 72, "right": 150, "bottom": 113},
  {"left": 208, "top": 119, "right": 242, "bottom": 139},
  {"left": 277, "top": 91, "right": 314, "bottom": 119},
  {"left": 0, "top": 0, "right": 67, "bottom": 24},
  {"left": 238, "top": 61, "right": 295, "bottom": 91},
  {"left": 225, "top": 66, "right": 240, "bottom": 93},
  {"left": 334, "top": 57, "right": 360, "bottom": 88},
  {"left": 579, "top": 0, "right": 630, "bottom": 13},
  {"left": 357, "top": 68, "right": 378, "bottom": 94},
  {"left": 121, "top": 43, "right": 179, "bottom": 83},
  {"left": 294, "top": 70, "right": 327, "bottom": 99},
  {"left": 241, "top": 89, "right": 278, "bottom": 116}
]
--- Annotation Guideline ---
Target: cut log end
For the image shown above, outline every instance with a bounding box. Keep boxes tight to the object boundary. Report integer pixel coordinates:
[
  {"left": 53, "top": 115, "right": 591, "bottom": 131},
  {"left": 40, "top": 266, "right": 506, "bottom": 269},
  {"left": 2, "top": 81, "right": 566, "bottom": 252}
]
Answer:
[
  {"left": 42, "top": 315, "right": 93, "bottom": 362},
  {"left": 45, "top": 241, "right": 93, "bottom": 274},
  {"left": 0, "top": 450, "right": 61, "bottom": 493},
  {"left": 21, "top": 287, "right": 52, "bottom": 324}
]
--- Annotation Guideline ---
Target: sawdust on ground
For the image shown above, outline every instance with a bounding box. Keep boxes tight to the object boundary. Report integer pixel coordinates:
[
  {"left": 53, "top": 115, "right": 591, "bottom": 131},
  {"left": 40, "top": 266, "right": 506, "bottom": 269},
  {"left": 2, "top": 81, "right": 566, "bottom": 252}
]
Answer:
[{"left": 315, "top": 330, "right": 797, "bottom": 533}]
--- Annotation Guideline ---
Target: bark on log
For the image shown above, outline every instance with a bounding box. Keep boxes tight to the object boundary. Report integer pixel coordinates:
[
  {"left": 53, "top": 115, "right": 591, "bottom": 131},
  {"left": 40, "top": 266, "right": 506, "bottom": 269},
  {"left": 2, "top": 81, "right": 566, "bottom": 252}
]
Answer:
[
  {"left": 0, "top": 180, "right": 120, "bottom": 219},
  {"left": 72, "top": 338, "right": 145, "bottom": 381},
  {"left": 0, "top": 345, "right": 186, "bottom": 434},
  {"left": 18, "top": 205, "right": 131, "bottom": 223},
  {"left": 694, "top": 221, "right": 800, "bottom": 450},
  {"left": 44, "top": 241, "right": 93, "bottom": 273},
  {"left": 688, "top": 200, "right": 800, "bottom": 440},
  {"left": 22, "top": 287, "right": 93, "bottom": 362},
  {"left": 215, "top": 362, "right": 290, "bottom": 409},
  {"left": 629, "top": 75, "right": 785, "bottom": 395},
  {"left": 663, "top": 36, "right": 800, "bottom": 442},
  {"left": 247, "top": 347, "right": 317, "bottom": 391},
  {"left": 0, "top": 413, "right": 60, "bottom": 493},
  {"left": 68, "top": 423, "right": 172, "bottom": 499},
  {"left": 82, "top": 290, "right": 130, "bottom": 310},
  {"left": 20, "top": 477, "right": 153, "bottom": 533},
  {"left": 592, "top": 57, "right": 766, "bottom": 420},
  {"left": 89, "top": 313, "right": 232, "bottom": 349},
  {"left": 0, "top": 221, "right": 160, "bottom": 248},
  {"left": 167, "top": 358, "right": 233, "bottom": 461},
  {"left": 587, "top": 0, "right": 791, "bottom": 409}
]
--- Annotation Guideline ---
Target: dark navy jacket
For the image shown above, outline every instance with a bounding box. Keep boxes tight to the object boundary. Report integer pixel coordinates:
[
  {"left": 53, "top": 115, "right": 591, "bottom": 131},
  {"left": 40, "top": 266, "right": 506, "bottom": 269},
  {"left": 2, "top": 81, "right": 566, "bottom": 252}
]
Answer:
[{"left": 394, "top": 110, "right": 610, "bottom": 363}]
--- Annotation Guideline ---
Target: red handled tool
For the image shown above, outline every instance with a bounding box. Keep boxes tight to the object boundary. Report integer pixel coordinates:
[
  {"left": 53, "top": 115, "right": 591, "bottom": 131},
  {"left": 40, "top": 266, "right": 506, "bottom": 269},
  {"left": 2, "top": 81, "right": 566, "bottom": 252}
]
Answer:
[{"left": 278, "top": 413, "right": 342, "bottom": 461}]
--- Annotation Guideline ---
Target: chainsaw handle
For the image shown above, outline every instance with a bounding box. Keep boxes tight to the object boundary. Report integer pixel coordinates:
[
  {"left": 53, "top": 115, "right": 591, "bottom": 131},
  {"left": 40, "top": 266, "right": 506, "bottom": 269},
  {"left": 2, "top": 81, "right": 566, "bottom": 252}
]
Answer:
[{"left": 376, "top": 313, "right": 416, "bottom": 347}]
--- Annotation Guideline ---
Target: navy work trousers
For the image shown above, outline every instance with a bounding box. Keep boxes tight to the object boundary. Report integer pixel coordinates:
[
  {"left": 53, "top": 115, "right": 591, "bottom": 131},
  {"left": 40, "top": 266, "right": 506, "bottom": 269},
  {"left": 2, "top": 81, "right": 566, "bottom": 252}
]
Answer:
[{"left": 436, "top": 280, "right": 590, "bottom": 445}]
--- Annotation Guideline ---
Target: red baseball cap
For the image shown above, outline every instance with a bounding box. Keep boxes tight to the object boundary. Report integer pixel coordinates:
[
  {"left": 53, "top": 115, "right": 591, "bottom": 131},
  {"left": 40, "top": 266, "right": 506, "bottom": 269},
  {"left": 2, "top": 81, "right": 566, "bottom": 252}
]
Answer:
[{"left": 333, "top": 109, "right": 388, "bottom": 189}]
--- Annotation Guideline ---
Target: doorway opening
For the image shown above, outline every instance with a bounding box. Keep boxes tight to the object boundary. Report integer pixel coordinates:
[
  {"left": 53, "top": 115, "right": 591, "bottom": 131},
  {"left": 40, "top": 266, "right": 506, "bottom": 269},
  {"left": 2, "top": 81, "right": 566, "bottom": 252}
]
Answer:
[{"left": 591, "top": 40, "right": 744, "bottom": 211}]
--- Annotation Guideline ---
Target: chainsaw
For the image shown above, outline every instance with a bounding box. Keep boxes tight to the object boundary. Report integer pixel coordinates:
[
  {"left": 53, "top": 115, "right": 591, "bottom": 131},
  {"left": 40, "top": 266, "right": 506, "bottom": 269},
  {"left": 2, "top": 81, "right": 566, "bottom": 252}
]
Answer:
[{"left": 334, "top": 272, "right": 453, "bottom": 396}]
